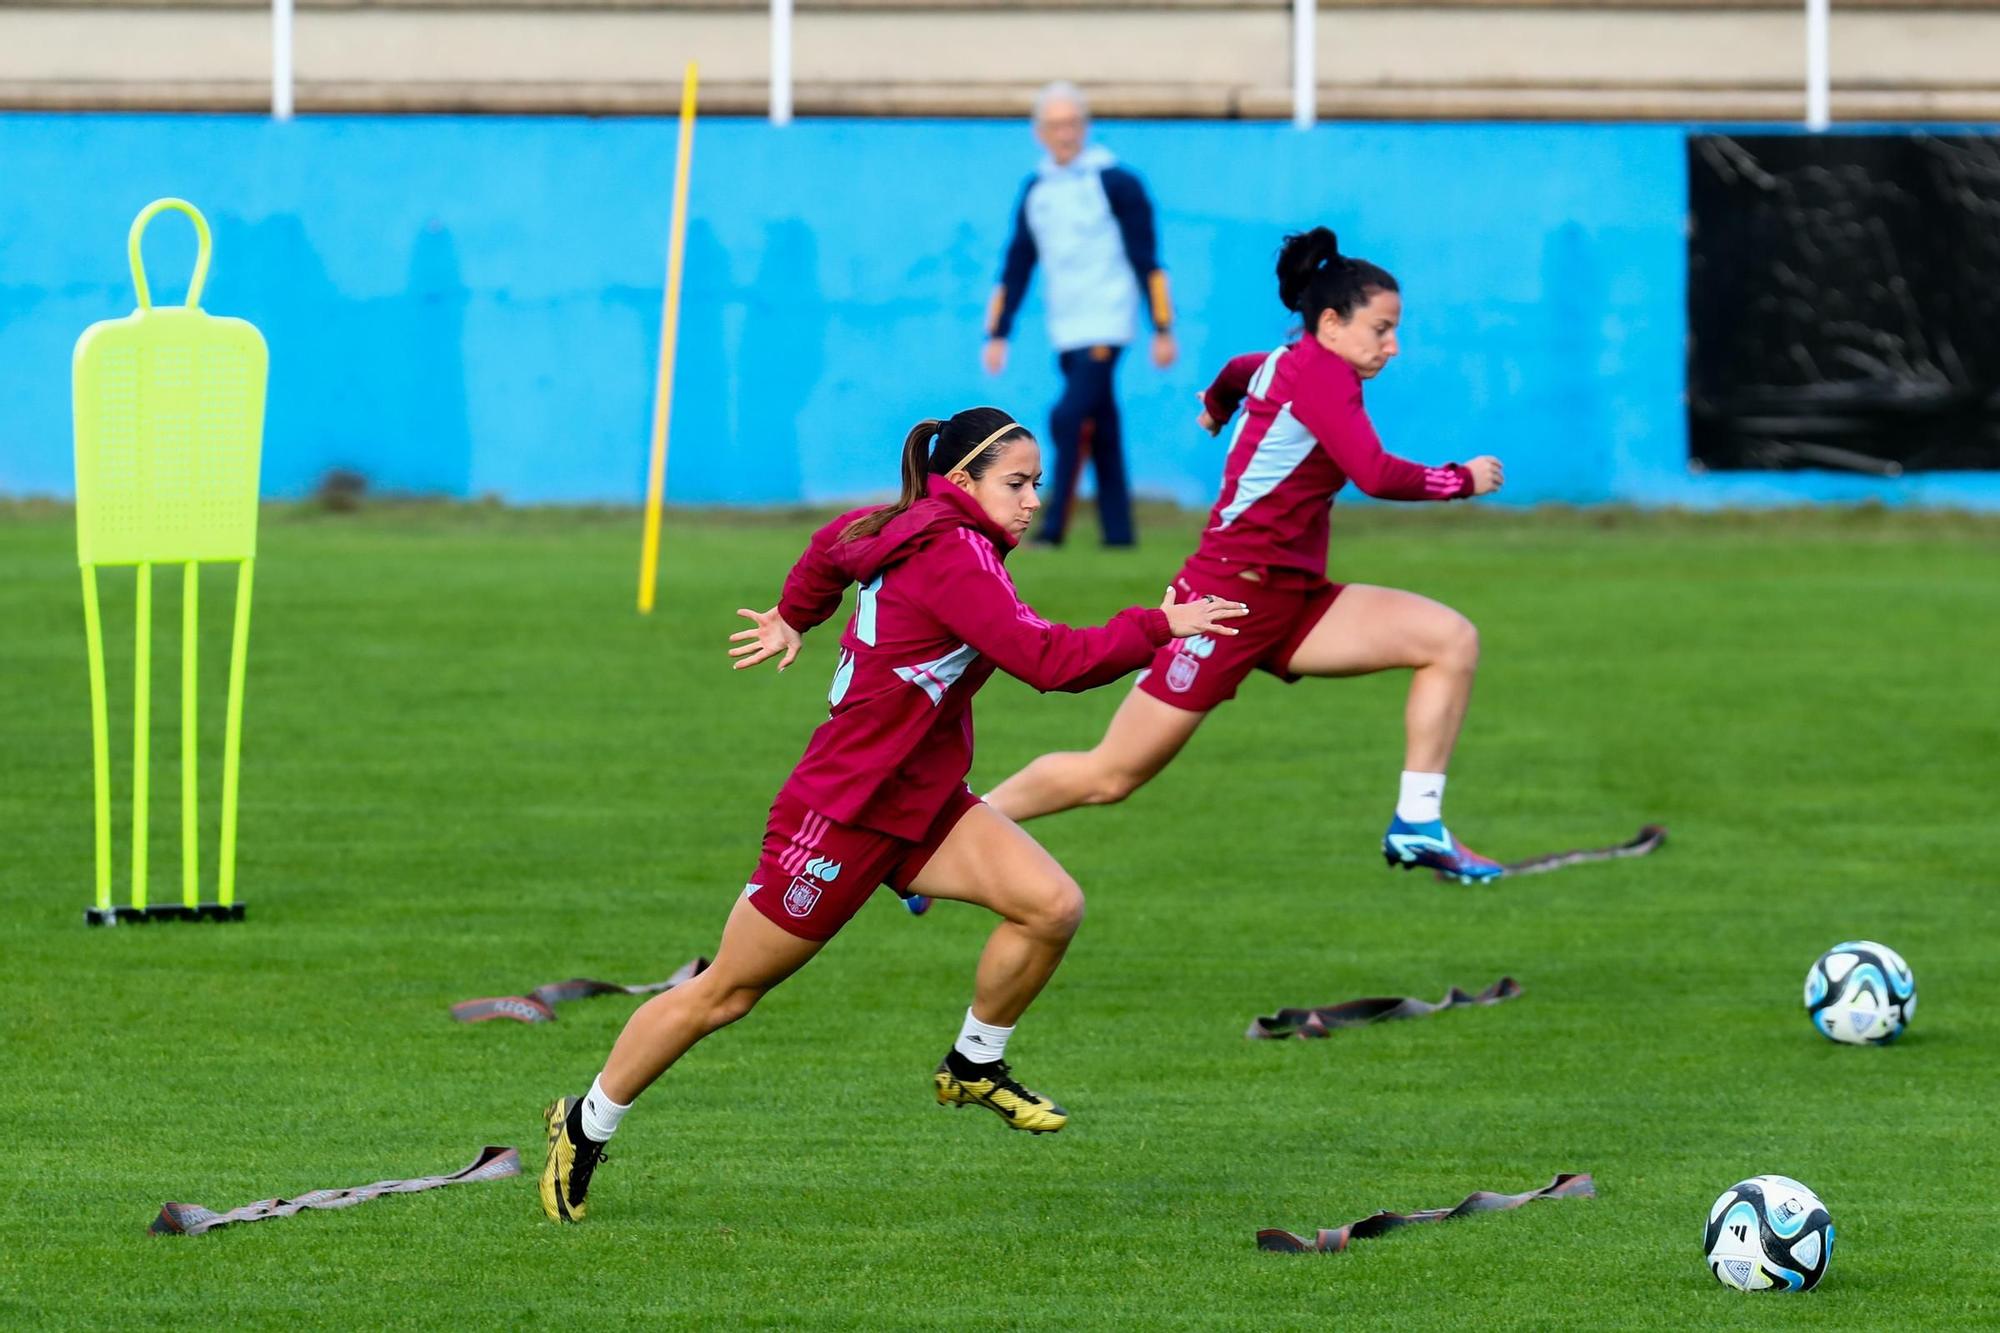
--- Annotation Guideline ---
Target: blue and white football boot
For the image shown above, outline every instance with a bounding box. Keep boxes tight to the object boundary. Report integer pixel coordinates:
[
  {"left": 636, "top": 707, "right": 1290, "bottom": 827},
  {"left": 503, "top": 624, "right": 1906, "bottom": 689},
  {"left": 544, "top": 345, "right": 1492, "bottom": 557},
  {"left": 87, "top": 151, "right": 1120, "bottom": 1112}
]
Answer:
[
  {"left": 1382, "top": 815, "right": 1504, "bottom": 885},
  {"left": 902, "top": 893, "right": 932, "bottom": 917}
]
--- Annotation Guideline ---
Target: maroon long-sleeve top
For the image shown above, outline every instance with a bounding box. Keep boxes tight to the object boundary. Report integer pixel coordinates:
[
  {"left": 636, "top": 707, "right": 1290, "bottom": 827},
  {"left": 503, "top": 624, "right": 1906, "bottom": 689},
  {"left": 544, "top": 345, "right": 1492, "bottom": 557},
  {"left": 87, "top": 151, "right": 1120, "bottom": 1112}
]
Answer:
[
  {"left": 1197, "top": 337, "right": 1474, "bottom": 578},
  {"left": 776, "top": 475, "right": 1171, "bottom": 840}
]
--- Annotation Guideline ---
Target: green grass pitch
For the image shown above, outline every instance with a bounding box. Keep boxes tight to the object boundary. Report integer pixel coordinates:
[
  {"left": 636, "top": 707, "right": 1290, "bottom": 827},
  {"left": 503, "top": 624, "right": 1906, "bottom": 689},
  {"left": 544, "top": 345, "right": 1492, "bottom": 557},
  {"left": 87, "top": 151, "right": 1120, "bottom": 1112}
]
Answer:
[{"left": 3, "top": 500, "right": 1997, "bottom": 1328}]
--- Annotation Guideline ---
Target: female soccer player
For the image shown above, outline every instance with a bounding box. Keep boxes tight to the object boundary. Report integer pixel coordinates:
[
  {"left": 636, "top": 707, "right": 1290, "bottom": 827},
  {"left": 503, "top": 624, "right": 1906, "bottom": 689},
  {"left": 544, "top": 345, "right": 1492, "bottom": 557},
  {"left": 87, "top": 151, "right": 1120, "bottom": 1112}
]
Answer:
[
  {"left": 539, "top": 407, "right": 1246, "bottom": 1222},
  {"left": 980, "top": 228, "right": 1508, "bottom": 883}
]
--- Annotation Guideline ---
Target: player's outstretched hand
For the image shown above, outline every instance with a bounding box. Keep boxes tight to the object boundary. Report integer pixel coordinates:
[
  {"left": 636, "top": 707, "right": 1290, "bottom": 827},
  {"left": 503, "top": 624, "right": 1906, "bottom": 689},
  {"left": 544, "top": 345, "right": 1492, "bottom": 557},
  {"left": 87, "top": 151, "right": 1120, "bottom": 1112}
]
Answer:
[
  {"left": 981, "top": 338, "right": 1008, "bottom": 376},
  {"left": 729, "top": 606, "right": 803, "bottom": 672},
  {"left": 1466, "top": 455, "right": 1505, "bottom": 496},
  {"left": 1160, "top": 588, "right": 1249, "bottom": 639},
  {"left": 1195, "top": 392, "right": 1225, "bottom": 437}
]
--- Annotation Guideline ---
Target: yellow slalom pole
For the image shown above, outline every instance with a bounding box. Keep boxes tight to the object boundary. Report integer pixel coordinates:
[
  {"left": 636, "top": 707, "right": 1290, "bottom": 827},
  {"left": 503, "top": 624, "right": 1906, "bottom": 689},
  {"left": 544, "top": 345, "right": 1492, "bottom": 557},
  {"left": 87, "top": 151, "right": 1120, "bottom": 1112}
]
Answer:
[
  {"left": 81, "top": 567, "right": 112, "bottom": 915},
  {"left": 218, "top": 557, "right": 254, "bottom": 909},
  {"left": 182, "top": 560, "right": 199, "bottom": 911},
  {"left": 133, "top": 562, "right": 152, "bottom": 912},
  {"left": 637, "top": 60, "right": 700, "bottom": 614}
]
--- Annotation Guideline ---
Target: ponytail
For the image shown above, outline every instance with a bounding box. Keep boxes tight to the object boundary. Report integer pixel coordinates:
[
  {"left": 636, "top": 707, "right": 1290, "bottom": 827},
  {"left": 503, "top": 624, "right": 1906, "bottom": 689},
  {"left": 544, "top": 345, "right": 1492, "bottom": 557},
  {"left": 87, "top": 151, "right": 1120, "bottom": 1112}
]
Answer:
[
  {"left": 1276, "top": 226, "right": 1398, "bottom": 330},
  {"left": 839, "top": 407, "right": 1033, "bottom": 542},
  {"left": 841, "top": 419, "right": 942, "bottom": 541}
]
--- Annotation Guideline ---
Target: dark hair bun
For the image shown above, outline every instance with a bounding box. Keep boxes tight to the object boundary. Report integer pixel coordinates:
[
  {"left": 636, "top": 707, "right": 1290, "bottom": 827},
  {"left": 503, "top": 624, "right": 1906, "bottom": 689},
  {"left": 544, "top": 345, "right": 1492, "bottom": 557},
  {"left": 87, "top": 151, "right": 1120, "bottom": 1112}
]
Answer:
[{"left": 1276, "top": 227, "right": 1344, "bottom": 313}]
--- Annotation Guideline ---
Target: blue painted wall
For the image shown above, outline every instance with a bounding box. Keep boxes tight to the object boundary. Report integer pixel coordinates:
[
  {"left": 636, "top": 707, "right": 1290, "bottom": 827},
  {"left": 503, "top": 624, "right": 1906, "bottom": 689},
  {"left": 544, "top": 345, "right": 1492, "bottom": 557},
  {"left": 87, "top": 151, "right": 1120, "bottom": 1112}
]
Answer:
[{"left": 3, "top": 113, "right": 1993, "bottom": 508}]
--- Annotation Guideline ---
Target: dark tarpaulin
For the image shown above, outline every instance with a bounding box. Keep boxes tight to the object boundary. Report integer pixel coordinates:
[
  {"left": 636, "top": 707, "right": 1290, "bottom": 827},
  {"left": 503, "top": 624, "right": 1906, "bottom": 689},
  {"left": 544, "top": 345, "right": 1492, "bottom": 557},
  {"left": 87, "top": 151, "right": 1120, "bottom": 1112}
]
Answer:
[{"left": 1687, "top": 133, "right": 2000, "bottom": 475}]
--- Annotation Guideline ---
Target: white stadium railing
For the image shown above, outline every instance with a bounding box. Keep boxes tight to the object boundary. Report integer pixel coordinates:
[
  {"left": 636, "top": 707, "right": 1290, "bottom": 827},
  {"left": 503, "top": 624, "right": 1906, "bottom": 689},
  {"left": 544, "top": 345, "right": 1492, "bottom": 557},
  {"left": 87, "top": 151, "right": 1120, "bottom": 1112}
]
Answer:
[
  {"left": 272, "top": 0, "right": 293, "bottom": 121},
  {"left": 260, "top": 0, "right": 1841, "bottom": 132},
  {"left": 770, "top": 0, "right": 794, "bottom": 127},
  {"left": 1292, "top": 0, "right": 1316, "bottom": 130},
  {"left": 1806, "top": 0, "right": 1831, "bottom": 130}
]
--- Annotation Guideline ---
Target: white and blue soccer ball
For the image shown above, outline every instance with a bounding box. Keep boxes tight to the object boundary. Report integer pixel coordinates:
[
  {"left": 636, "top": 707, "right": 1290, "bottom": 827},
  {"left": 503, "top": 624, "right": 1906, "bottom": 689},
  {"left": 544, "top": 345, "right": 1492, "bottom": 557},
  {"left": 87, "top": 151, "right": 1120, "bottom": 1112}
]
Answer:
[
  {"left": 1805, "top": 940, "right": 1915, "bottom": 1045},
  {"left": 1704, "top": 1175, "right": 1833, "bottom": 1292}
]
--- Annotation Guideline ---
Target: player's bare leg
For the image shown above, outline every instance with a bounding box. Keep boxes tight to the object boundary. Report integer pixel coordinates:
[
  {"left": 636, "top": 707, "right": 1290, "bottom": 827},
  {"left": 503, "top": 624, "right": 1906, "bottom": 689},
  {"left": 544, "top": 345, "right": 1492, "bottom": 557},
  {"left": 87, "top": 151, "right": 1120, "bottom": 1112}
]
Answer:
[
  {"left": 906, "top": 803, "right": 1087, "bottom": 1132},
  {"left": 984, "top": 685, "right": 1208, "bottom": 822},
  {"left": 1282, "top": 583, "right": 1500, "bottom": 883},
  {"left": 601, "top": 900, "right": 824, "bottom": 1100},
  {"left": 540, "top": 898, "right": 823, "bottom": 1221},
  {"left": 1283, "top": 584, "right": 1477, "bottom": 767}
]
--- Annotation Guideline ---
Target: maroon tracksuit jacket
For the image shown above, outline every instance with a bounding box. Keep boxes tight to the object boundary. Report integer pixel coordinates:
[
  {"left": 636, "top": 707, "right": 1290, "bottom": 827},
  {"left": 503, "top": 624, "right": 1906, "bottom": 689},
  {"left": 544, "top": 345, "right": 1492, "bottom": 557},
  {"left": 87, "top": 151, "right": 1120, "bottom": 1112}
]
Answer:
[
  {"left": 776, "top": 474, "right": 1171, "bottom": 840},
  {"left": 1198, "top": 339, "right": 1474, "bottom": 578}
]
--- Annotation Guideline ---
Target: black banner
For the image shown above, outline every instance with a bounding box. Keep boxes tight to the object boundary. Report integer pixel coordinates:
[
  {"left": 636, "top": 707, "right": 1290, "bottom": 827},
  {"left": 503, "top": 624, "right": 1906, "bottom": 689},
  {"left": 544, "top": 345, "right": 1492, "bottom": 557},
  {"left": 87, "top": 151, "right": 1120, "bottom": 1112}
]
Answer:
[{"left": 1688, "top": 134, "right": 2000, "bottom": 474}]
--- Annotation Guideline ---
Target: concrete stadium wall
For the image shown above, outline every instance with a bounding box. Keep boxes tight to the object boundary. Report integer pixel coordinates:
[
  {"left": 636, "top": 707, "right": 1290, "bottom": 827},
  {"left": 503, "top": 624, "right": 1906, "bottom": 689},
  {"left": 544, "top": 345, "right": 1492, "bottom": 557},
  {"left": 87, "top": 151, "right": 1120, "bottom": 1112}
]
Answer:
[{"left": 3, "top": 112, "right": 1995, "bottom": 509}]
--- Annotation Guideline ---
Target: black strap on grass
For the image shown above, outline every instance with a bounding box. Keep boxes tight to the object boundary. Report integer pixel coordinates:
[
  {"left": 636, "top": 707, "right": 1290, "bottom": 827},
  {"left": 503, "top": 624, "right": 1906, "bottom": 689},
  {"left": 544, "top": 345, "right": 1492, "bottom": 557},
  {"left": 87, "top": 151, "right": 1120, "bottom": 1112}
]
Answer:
[
  {"left": 151, "top": 1145, "right": 521, "bottom": 1236},
  {"left": 1456, "top": 823, "right": 1666, "bottom": 881},
  {"left": 1258, "top": 1173, "right": 1595, "bottom": 1253},
  {"left": 450, "top": 956, "right": 709, "bottom": 1023},
  {"left": 1247, "top": 977, "right": 1521, "bottom": 1038}
]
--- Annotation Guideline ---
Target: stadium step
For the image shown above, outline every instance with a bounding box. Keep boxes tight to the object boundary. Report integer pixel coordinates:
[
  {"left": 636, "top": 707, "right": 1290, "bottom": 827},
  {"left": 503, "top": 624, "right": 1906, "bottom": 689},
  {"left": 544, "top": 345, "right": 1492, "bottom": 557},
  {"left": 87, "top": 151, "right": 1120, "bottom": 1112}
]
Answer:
[{"left": 5, "top": 0, "right": 2000, "bottom": 119}]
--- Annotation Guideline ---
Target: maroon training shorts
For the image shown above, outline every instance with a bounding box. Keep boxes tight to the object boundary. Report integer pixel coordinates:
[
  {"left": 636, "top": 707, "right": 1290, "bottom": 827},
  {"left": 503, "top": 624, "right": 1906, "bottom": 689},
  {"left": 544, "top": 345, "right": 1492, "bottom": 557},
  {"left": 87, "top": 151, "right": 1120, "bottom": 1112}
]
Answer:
[
  {"left": 1135, "top": 555, "right": 1345, "bottom": 713},
  {"left": 743, "top": 786, "right": 984, "bottom": 941}
]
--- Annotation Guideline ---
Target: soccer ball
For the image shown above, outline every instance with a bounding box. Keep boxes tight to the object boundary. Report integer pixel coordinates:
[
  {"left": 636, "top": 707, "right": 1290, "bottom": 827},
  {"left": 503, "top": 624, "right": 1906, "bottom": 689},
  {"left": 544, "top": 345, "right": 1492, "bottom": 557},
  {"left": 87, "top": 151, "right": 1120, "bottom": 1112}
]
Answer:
[
  {"left": 1704, "top": 1175, "right": 1833, "bottom": 1291},
  {"left": 1805, "top": 940, "right": 1915, "bottom": 1044}
]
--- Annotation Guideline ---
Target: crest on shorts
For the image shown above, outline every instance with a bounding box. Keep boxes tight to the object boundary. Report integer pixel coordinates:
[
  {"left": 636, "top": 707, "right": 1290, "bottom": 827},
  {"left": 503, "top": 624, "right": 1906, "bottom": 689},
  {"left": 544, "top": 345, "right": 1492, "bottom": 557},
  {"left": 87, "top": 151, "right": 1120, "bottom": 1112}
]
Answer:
[
  {"left": 1165, "top": 635, "right": 1211, "bottom": 694},
  {"left": 783, "top": 877, "right": 822, "bottom": 917}
]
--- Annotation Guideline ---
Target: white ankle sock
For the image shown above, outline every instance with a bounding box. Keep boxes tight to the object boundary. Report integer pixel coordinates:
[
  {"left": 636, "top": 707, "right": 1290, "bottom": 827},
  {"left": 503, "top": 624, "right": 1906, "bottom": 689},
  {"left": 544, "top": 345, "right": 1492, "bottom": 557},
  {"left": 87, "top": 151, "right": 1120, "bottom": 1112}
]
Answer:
[
  {"left": 1397, "top": 771, "right": 1446, "bottom": 824},
  {"left": 953, "top": 1008, "right": 1014, "bottom": 1064},
  {"left": 579, "top": 1074, "right": 631, "bottom": 1143}
]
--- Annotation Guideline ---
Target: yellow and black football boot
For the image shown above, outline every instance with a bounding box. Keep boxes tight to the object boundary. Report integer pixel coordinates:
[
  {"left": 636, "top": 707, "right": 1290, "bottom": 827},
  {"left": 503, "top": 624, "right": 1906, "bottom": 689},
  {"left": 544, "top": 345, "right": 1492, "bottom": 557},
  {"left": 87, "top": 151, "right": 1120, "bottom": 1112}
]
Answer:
[
  {"left": 539, "top": 1095, "right": 608, "bottom": 1222},
  {"left": 933, "top": 1052, "right": 1068, "bottom": 1134}
]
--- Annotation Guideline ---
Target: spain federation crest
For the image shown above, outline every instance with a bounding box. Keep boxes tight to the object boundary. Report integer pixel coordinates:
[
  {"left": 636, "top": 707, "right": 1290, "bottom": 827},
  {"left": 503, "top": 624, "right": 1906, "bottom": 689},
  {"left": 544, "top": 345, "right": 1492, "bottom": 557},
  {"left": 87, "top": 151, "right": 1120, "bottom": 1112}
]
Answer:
[
  {"left": 1164, "top": 634, "right": 1212, "bottom": 694},
  {"left": 783, "top": 877, "right": 822, "bottom": 918}
]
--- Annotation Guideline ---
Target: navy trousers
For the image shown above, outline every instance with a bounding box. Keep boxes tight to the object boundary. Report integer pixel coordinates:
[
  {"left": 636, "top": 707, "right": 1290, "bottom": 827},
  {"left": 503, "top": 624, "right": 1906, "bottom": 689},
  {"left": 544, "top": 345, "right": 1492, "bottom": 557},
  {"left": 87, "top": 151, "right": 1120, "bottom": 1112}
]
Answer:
[{"left": 1040, "top": 345, "right": 1133, "bottom": 547}]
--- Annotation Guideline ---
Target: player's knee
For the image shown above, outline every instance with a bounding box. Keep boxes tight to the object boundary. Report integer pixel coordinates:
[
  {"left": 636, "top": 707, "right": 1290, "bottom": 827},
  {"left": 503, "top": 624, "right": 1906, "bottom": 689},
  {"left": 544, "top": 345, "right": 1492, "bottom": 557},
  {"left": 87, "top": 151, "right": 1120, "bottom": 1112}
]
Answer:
[
  {"left": 1080, "top": 756, "right": 1149, "bottom": 806},
  {"left": 702, "top": 983, "right": 765, "bottom": 1033},
  {"left": 1024, "top": 872, "right": 1085, "bottom": 942},
  {"left": 1439, "top": 614, "right": 1480, "bottom": 672}
]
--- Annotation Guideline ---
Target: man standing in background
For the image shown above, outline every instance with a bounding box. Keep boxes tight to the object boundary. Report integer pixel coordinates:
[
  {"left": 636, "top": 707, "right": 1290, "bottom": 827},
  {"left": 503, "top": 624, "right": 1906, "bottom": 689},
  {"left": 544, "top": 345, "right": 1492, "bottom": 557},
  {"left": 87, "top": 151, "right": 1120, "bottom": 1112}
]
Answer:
[{"left": 983, "top": 82, "right": 1176, "bottom": 548}]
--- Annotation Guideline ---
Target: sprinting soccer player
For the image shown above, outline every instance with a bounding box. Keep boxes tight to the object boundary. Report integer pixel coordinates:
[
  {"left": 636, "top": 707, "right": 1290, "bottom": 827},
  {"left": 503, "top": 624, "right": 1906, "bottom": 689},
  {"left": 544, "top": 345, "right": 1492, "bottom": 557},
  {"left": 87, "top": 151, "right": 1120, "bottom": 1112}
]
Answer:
[
  {"left": 539, "top": 407, "right": 1246, "bottom": 1222},
  {"left": 980, "top": 228, "right": 1509, "bottom": 883}
]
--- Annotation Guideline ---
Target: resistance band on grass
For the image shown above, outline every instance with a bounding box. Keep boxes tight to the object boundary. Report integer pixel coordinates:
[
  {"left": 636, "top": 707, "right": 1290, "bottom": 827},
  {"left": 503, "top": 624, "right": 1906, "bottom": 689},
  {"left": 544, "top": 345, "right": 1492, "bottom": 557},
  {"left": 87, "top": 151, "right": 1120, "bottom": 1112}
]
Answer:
[
  {"left": 1247, "top": 977, "right": 1521, "bottom": 1039},
  {"left": 450, "top": 956, "right": 709, "bottom": 1023},
  {"left": 1459, "top": 824, "right": 1666, "bottom": 882},
  {"left": 151, "top": 1145, "right": 520, "bottom": 1236},
  {"left": 1257, "top": 1173, "right": 1595, "bottom": 1253}
]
